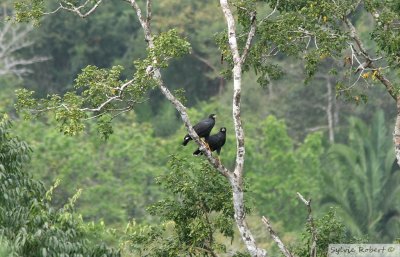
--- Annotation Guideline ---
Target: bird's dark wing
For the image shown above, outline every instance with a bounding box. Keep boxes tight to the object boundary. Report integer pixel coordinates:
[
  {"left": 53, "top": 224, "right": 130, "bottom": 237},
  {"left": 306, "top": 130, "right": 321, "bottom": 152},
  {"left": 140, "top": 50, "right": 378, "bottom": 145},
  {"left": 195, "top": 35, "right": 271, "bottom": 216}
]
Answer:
[
  {"left": 193, "top": 118, "right": 215, "bottom": 138},
  {"left": 184, "top": 117, "right": 215, "bottom": 146},
  {"left": 193, "top": 131, "right": 226, "bottom": 156},
  {"left": 206, "top": 135, "right": 219, "bottom": 151},
  {"left": 207, "top": 132, "right": 226, "bottom": 152}
]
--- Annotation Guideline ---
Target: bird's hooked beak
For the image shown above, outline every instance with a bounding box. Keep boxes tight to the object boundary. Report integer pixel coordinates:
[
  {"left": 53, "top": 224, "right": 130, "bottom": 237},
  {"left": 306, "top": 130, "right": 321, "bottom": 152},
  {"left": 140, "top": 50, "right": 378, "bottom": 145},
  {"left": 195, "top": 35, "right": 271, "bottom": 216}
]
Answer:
[{"left": 213, "top": 114, "right": 217, "bottom": 119}]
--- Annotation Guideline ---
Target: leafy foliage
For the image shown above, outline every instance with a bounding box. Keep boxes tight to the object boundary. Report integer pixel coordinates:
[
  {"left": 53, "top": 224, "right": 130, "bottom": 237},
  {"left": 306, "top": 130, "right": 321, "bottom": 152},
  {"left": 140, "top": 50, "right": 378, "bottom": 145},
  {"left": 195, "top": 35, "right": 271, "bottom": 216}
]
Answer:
[
  {"left": 15, "top": 27, "right": 190, "bottom": 138},
  {"left": 321, "top": 110, "right": 400, "bottom": 242},
  {"left": 247, "top": 116, "right": 324, "bottom": 230},
  {"left": 0, "top": 114, "right": 119, "bottom": 256},
  {"left": 255, "top": 0, "right": 349, "bottom": 81},
  {"left": 14, "top": 0, "right": 44, "bottom": 24},
  {"left": 124, "top": 155, "right": 236, "bottom": 256},
  {"left": 368, "top": 0, "right": 400, "bottom": 67},
  {"left": 294, "top": 208, "right": 362, "bottom": 257},
  {"left": 12, "top": 115, "right": 174, "bottom": 225}
]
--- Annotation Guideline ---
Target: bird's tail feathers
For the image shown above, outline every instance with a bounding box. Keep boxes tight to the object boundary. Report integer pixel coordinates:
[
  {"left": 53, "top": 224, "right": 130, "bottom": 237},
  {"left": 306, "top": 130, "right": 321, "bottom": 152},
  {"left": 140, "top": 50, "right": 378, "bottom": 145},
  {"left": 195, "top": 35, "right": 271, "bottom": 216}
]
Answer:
[
  {"left": 193, "top": 149, "right": 202, "bottom": 155},
  {"left": 182, "top": 135, "right": 191, "bottom": 146}
]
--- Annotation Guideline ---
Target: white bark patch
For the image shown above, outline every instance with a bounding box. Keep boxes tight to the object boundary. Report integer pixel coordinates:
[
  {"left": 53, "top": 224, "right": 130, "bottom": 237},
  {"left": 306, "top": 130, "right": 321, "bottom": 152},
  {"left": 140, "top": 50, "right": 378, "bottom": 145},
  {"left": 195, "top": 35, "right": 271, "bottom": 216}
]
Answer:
[
  {"left": 231, "top": 181, "right": 267, "bottom": 257},
  {"left": 394, "top": 98, "right": 400, "bottom": 167}
]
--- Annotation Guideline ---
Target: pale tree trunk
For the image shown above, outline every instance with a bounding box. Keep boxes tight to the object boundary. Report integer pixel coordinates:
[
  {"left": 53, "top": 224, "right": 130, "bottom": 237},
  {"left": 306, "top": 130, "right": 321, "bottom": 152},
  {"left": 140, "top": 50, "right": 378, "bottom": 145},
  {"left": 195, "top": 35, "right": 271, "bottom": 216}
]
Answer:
[
  {"left": 326, "top": 77, "right": 334, "bottom": 143},
  {"left": 333, "top": 89, "right": 339, "bottom": 128},
  {"left": 394, "top": 98, "right": 400, "bottom": 167},
  {"left": 219, "top": 1, "right": 266, "bottom": 256}
]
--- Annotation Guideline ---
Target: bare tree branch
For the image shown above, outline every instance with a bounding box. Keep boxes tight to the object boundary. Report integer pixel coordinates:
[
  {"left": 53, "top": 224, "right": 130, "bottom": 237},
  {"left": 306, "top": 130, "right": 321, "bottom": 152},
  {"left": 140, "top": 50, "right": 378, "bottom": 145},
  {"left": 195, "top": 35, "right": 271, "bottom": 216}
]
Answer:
[
  {"left": 306, "top": 125, "right": 329, "bottom": 132},
  {"left": 240, "top": 11, "right": 257, "bottom": 64},
  {"left": 146, "top": 0, "right": 151, "bottom": 25},
  {"left": 58, "top": 0, "right": 103, "bottom": 18},
  {"left": 258, "top": 0, "right": 279, "bottom": 26},
  {"left": 344, "top": 16, "right": 400, "bottom": 167},
  {"left": 43, "top": 5, "right": 63, "bottom": 15},
  {"left": 2, "top": 56, "right": 49, "bottom": 75},
  {"left": 326, "top": 77, "right": 335, "bottom": 143},
  {"left": 129, "top": 0, "right": 152, "bottom": 42},
  {"left": 262, "top": 216, "right": 294, "bottom": 257},
  {"left": 0, "top": 22, "right": 48, "bottom": 77},
  {"left": 297, "top": 192, "right": 317, "bottom": 257},
  {"left": 192, "top": 52, "right": 218, "bottom": 73}
]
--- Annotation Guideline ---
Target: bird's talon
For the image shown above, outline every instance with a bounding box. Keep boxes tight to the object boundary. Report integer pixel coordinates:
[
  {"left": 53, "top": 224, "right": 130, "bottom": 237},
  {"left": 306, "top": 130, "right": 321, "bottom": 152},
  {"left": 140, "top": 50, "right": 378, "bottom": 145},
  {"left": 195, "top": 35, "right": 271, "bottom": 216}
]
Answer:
[{"left": 205, "top": 143, "right": 211, "bottom": 151}]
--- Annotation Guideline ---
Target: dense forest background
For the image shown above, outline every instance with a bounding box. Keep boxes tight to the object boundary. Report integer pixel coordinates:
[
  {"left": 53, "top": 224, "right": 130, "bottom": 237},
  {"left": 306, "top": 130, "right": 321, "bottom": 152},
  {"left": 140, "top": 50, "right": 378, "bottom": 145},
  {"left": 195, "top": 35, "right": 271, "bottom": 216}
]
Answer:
[{"left": 1, "top": 0, "right": 400, "bottom": 256}]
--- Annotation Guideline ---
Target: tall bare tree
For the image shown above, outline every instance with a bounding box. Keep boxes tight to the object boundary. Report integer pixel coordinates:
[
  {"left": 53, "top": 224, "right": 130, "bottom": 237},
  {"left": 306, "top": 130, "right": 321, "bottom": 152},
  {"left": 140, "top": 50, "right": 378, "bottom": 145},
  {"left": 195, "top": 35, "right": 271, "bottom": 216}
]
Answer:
[{"left": 0, "top": 3, "right": 48, "bottom": 78}]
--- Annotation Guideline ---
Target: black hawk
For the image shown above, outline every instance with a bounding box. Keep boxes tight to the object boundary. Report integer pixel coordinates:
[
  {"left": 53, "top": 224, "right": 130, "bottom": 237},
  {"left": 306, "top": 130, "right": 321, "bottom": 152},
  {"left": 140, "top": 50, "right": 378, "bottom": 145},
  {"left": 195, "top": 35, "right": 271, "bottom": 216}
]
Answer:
[
  {"left": 182, "top": 114, "right": 216, "bottom": 146},
  {"left": 193, "top": 127, "right": 226, "bottom": 155}
]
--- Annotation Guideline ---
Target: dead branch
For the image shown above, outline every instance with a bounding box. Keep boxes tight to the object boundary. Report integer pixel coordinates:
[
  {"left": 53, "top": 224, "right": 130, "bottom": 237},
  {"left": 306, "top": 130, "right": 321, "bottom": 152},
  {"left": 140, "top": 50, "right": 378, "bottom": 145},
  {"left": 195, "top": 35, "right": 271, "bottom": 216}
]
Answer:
[
  {"left": 344, "top": 16, "right": 400, "bottom": 167},
  {"left": 240, "top": 11, "right": 257, "bottom": 64},
  {"left": 258, "top": 0, "right": 279, "bottom": 26},
  {"left": 261, "top": 216, "right": 294, "bottom": 257},
  {"left": 58, "top": 0, "right": 103, "bottom": 18},
  {"left": 0, "top": 22, "right": 48, "bottom": 77},
  {"left": 297, "top": 192, "right": 317, "bottom": 257}
]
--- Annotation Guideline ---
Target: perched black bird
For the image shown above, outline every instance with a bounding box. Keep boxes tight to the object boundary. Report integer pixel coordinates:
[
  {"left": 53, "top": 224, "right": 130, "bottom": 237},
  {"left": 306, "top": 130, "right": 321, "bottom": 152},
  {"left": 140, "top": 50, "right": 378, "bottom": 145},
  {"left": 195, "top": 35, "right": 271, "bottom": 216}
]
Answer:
[
  {"left": 182, "top": 114, "right": 216, "bottom": 146},
  {"left": 193, "top": 127, "right": 226, "bottom": 155}
]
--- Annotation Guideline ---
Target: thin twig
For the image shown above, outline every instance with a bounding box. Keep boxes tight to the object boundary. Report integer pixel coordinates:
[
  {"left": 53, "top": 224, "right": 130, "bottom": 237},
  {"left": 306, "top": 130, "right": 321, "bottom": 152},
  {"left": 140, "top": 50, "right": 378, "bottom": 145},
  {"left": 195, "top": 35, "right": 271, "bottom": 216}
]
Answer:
[
  {"left": 344, "top": 18, "right": 397, "bottom": 99},
  {"left": 59, "top": 0, "right": 103, "bottom": 18},
  {"left": 240, "top": 11, "right": 257, "bottom": 64},
  {"left": 258, "top": 0, "right": 279, "bottom": 26},
  {"left": 43, "top": 5, "right": 63, "bottom": 15},
  {"left": 80, "top": 79, "right": 134, "bottom": 112}
]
